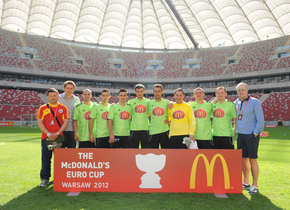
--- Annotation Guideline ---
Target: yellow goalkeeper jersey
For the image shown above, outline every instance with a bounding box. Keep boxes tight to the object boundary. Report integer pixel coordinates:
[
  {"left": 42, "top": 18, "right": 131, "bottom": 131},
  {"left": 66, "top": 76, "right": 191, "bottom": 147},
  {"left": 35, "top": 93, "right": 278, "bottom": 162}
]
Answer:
[{"left": 167, "top": 102, "right": 196, "bottom": 138}]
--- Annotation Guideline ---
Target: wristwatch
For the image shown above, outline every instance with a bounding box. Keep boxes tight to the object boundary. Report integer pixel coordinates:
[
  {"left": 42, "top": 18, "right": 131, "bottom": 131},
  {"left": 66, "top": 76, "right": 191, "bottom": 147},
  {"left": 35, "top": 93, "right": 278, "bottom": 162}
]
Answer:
[
  {"left": 56, "top": 132, "right": 60, "bottom": 136},
  {"left": 47, "top": 133, "right": 52, "bottom": 136}
]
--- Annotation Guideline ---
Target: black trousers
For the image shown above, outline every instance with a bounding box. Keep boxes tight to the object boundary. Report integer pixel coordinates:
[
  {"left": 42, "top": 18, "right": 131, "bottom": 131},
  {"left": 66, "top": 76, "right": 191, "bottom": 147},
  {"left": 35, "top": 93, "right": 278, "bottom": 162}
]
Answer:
[
  {"left": 129, "top": 130, "right": 149, "bottom": 148},
  {"left": 148, "top": 131, "right": 169, "bottom": 149},
  {"left": 169, "top": 135, "right": 188, "bottom": 149},
  {"left": 63, "top": 131, "right": 76, "bottom": 148}
]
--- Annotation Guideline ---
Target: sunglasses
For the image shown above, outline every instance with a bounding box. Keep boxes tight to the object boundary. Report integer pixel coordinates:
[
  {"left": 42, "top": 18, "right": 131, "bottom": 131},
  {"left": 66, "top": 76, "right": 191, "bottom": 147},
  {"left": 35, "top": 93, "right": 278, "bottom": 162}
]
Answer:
[{"left": 237, "top": 89, "right": 246, "bottom": 92}]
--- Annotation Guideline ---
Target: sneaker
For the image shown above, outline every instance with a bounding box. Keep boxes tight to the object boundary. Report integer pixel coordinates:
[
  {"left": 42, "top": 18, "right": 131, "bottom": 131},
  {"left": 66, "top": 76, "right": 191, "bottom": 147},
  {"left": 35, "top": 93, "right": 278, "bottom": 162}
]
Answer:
[
  {"left": 39, "top": 179, "right": 49, "bottom": 187},
  {"left": 248, "top": 185, "right": 259, "bottom": 195},
  {"left": 242, "top": 182, "right": 251, "bottom": 190}
]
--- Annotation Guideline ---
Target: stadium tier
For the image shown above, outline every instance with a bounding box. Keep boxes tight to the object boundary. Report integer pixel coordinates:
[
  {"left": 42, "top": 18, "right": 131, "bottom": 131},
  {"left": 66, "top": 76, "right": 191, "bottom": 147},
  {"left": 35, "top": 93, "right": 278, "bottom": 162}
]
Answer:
[
  {"left": 35, "top": 60, "right": 85, "bottom": 74},
  {"left": 73, "top": 47, "right": 120, "bottom": 77},
  {"left": 262, "top": 92, "right": 290, "bottom": 121},
  {"left": 0, "top": 105, "right": 39, "bottom": 121},
  {"left": 23, "top": 35, "right": 73, "bottom": 63},
  {"left": 0, "top": 88, "right": 288, "bottom": 121},
  {"left": 0, "top": 89, "right": 43, "bottom": 105},
  {"left": 1, "top": 29, "right": 290, "bottom": 79},
  {"left": 225, "top": 36, "right": 289, "bottom": 74}
]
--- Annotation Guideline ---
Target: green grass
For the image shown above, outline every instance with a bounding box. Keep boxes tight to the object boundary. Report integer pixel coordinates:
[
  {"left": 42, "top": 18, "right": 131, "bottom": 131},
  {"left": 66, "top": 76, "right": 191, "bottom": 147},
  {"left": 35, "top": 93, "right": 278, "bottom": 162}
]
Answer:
[{"left": 0, "top": 126, "right": 289, "bottom": 210}]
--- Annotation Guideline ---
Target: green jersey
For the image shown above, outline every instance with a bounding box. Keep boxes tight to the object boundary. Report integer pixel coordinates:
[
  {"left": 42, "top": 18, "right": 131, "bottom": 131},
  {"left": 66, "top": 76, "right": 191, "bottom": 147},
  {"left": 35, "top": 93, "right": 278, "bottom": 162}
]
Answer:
[
  {"left": 90, "top": 103, "right": 111, "bottom": 138},
  {"left": 189, "top": 101, "right": 213, "bottom": 140},
  {"left": 212, "top": 100, "right": 237, "bottom": 137},
  {"left": 128, "top": 97, "right": 150, "bottom": 131},
  {"left": 73, "top": 102, "right": 97, "bottom": 142},
  {"left": 107, "top": 103, "right": 132, "bottom": 136},
  {"left": 148, "top": 98, "right": 170, "bottom": 135}
]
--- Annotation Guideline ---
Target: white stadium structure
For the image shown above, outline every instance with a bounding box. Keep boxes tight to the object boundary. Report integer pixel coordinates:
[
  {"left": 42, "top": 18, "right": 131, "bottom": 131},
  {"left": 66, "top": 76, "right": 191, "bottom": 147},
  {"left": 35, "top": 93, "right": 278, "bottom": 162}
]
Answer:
[{"left": 0, "top": 0, "right": 289, "bottom": 124}]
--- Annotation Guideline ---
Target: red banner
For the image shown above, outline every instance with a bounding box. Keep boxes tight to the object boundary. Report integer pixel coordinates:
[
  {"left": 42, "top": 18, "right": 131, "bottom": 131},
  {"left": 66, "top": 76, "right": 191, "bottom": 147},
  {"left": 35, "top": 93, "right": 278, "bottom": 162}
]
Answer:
[
  {"left": 0, "top": 122, "right": 13, "bottom": 126},
  {"left": 54, "top": 149, "right": 242, "bottom": 193}
]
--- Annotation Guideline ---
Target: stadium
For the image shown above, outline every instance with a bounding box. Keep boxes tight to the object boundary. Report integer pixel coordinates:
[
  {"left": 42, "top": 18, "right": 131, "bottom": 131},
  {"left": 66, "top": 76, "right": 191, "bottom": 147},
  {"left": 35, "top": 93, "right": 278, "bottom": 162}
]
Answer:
[{"left": 0, "top": 0, "right": 290, "bottom": 209}]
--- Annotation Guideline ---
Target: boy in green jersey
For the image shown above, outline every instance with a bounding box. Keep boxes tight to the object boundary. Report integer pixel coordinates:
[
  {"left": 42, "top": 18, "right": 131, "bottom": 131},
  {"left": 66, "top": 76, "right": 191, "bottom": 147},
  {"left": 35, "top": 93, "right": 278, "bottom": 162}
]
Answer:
[
  {"left": 147, "top": 84, "right": 170, "bottom": 148},
  {"left": 212, "top": 86, "right": 237, "bottom": 149},
  {"left": 108, "top": 89, "right": 132, "bottom": 148},
  {"left": 73, "top": 89, "right": 96, "bottom": 148},
  {"left": 188, "top": 87, "right": 214, "bottom": 149},
  {"left": 127, "top": 84, "right": 150, "bottom": 148},
  {"left": 89, "top": 89, "right": 111, "bottom": 148}
]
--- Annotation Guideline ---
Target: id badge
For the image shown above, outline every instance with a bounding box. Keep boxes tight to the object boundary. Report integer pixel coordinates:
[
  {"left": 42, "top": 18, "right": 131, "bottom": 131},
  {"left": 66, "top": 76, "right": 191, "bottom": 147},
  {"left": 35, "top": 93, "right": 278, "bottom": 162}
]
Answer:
[
  {"left": 50, "top": 120, "right": 55, "bottom": 125},
  {"left": 238, "top": 114, "right": 243, "bottom": 120}
]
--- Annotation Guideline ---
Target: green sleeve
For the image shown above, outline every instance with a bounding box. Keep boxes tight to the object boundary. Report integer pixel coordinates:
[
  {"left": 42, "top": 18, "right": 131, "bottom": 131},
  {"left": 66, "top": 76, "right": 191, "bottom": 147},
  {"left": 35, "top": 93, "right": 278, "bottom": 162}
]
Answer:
[
  {"left": 108, "top": 105, "right": 115, "bottom": 120},
  {"left": 73, "top": 106, "right": 80, "bottom": 120}
]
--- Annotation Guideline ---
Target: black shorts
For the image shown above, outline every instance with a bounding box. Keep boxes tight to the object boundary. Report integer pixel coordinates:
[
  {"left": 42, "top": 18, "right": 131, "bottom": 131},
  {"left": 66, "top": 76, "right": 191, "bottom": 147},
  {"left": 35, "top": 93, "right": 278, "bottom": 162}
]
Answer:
[
  {"left": 213, "top": 136, "right": 234, "bottom": 149},
  {"left": 94, "top": 137, "right": 110, "bottom": 148},
  {"left": 237, "top": 133, "right": 260, "bottom": 159},
  {"left": 169, "top": 135, "right": 188, "bottom": 149},
  {"left": 110, "top": 136, "right": 130, "bottom": 149},
  {"left": 63, "top": 131, "right": 76, "bottom": 148},
  {"left": 148, "top": 131, "right": 169, "bottom": 149},
  {"left": 129, "top": 130, "right": 149, "bottom": 148},
  {"left": 195, "top": 139, "right": 214, "bottom": 149},
  {"left": 79, "top": 141, "right": 95, "bottom": 148}
]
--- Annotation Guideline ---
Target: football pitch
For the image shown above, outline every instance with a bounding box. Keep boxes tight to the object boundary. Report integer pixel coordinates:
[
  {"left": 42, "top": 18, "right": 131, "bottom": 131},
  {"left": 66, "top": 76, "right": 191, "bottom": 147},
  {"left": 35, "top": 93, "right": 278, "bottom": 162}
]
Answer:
[{"left": 0, "top": 126, "right": 289, "bottom": 210}]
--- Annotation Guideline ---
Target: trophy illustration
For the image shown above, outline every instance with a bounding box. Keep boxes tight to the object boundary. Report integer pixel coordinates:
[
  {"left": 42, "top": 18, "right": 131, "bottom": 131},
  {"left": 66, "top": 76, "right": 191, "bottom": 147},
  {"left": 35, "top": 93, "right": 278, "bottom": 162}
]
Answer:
[{"left": 135, "top": 153, "right": 166, "bottom": 188}]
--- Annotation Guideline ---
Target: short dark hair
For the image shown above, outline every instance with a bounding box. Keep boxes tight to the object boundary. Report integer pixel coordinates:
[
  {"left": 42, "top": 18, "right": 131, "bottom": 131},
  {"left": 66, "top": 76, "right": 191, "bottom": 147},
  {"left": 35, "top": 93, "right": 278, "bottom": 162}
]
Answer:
[
  {"left": 153, "top": 84, "right": 163, "bottom": 91},
  {"left": 47, "top": 88, "right": 59, "bottom": 96},
  {"left": 118, "top": 88, "right": 128, "bottom": 96},
  {"left": 101, "top": 89, "right": 110, "bottom": 95},
  {"left": 134, "top": 84, "right": 145, "bottom": 90},
  {"left": 215, "top": 86, "right": 227, "bottom": 93},
  {"left": 174, "top": 88, "right": 184, "bottom": 95}
]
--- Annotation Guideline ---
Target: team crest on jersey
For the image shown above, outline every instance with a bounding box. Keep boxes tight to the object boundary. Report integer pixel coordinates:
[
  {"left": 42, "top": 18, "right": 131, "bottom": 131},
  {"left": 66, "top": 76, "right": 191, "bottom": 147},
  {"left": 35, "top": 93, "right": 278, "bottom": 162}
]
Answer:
[
  {"left": 194, "top": 109, "right": 207, "bottom": 119},
  {"left": 119, "top": 111, "right": 130, "bottom": 120},
  {"left": 135, "top": 104, "right": 146, "bottom": 113},
  {"left": 101, "top": 111, "right": 109, "bottom": 120},
  {"left": 173, "top": 110, "right": 185, "bottom": 120},
  {"left": 58, "top": 109, "right": 63, "bottom": 113},
  {"left": 152, "top": 107, "right": 165, "bottom": 116},
  {"left": 84, "top": 111, "right": 91, "bottom": 120},
  {"left": 213, "top": 108, "right": 225, "bottom": 118}
]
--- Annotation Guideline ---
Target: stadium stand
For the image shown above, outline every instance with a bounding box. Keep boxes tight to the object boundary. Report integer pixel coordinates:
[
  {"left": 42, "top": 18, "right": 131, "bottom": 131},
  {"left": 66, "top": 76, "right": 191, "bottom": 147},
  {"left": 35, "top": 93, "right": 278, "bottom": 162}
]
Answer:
[
  {"left": 0, "top": 30, "right": 21, "bottom": 55},
  {"left": 0, "top": 105, "right": 39, "bottom": 121},
  {"left": 157, "top": 52, "right": 191, "bottom": 78},
  {"left": 35, "top": 60, "right": 85, "bottom": 74},
  {"left": 116, "top": 51, "right": 154, "bottom": 78},
  {"left": 262, "top": 92, "right": 290, "bottom": 121},
  {"left": 276, "top": 56, "right": 290, "bottom": 69},
  {"left": 0, "top": 89, "right": 43, "bottom": 105},
  {"left": 0, "top": 55, "right": 33, "bottom": 69},
  {"left": 73, "top": 47, "right": 120, "bottom": 77},
  {"left": 225, "top": 36, "right": 289, "bottom": 74},
  {"left": 192, "top": 47, "right": 238, "bottom": 77},
  {"left": 24, "top": 35, "right": 73, "bottom": 63}
]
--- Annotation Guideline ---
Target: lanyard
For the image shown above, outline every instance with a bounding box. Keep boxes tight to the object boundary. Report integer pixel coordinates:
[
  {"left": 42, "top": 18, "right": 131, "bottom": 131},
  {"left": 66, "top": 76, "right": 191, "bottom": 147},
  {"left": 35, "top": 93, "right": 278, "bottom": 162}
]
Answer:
[
  {"left": 49, "top": 103, "right": 59, "bottom": 121},
  {"left": 238, "top": 97, "right": 250, "bottom": 115}
]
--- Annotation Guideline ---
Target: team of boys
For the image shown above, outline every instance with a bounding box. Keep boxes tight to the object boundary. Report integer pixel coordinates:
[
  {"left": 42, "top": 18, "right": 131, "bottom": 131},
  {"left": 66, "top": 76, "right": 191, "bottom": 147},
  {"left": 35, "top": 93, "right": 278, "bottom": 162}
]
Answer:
[{"left": 37, "top": 81, "right": 264, "bottom": 195}]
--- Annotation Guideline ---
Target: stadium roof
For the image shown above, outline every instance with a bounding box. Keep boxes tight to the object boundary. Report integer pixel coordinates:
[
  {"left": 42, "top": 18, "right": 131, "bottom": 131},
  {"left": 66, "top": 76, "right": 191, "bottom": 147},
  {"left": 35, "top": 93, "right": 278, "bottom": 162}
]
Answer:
[{"left": 0, "top": 0, "right": 290, "bottom": 49}]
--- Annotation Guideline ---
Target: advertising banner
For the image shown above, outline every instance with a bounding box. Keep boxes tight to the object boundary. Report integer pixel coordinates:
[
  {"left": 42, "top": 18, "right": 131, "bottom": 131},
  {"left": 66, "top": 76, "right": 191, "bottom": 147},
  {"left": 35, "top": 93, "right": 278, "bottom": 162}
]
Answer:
[
  {"left": 0, "top": 121, "right": 13, "bottom": 126},
  {"left": 54, "top": 149, "right": 242, "bottom": 193}
]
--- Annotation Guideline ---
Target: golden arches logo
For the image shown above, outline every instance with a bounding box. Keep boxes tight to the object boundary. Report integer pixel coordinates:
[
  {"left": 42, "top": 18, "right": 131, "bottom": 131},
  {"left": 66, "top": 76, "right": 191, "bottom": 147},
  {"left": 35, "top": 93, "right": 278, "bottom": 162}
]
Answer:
[
  {"left": 135, "top": 104, "right": 146, "bottom": 113},
  {"left": 194, "top": 109, "right": 207, "bottom": 119},
  {"left": 119, "top": 111, "right": 130, "bottom": 120},
  {"left": 190, "top": 154, "right": 230, "bottom": 189},
  {"left": 153, "top": 107, "right": 165, "bottom": 116}
]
